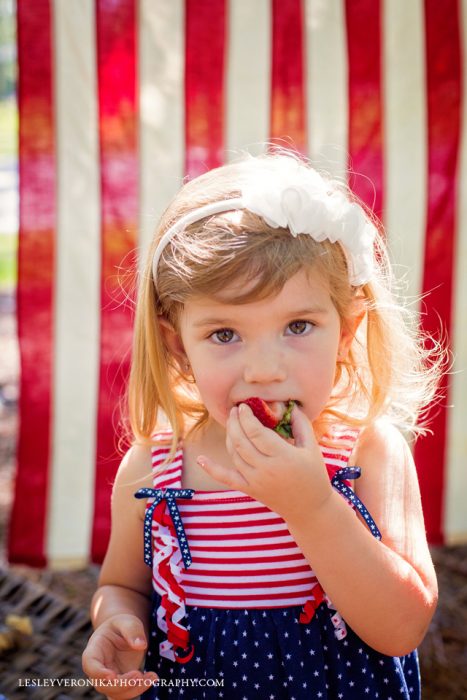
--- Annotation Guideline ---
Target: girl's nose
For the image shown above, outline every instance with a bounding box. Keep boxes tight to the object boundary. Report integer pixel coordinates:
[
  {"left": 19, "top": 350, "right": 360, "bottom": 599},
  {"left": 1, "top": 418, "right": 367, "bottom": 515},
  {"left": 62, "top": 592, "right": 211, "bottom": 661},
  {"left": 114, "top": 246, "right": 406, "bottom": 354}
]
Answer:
[{"left": 242, "top": 344, "right": 287, "bottom": 384}]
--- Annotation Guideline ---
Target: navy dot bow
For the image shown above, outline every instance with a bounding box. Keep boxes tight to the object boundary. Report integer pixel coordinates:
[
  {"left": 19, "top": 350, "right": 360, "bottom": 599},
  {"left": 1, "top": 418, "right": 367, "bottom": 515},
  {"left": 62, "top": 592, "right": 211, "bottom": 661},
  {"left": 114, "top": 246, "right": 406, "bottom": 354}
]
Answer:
[
  {"left": 134, "top": 488, "right": 195, "bottom": 568},
  {"left": 331, "top": 467, "right": 382, "bottom": 540}
]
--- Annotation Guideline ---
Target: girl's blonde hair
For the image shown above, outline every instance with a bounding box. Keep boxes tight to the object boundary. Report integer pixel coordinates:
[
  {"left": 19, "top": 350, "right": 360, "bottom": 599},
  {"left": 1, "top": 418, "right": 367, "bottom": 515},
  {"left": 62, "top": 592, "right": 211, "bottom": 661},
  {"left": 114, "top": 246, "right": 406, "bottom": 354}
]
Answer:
[{"left": 127, "top": 152, "right": 445, "bottom": 461}]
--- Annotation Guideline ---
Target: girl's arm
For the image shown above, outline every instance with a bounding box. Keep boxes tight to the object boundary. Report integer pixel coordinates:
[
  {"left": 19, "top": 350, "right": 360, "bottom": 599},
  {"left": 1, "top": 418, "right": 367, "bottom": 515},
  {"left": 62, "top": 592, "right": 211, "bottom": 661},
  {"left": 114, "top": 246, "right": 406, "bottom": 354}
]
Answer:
[
  {"left": 82, "top": 444, "right": 158, "bottom": 697},
  {"left": 90, "top": 443, "right": 153, "bottom": 631},
  {"left": 200, "top": 407, "right": 437, "bottom": 657},
  {"left": 286, "top": 420, "right": 438, "bottom": 657}
]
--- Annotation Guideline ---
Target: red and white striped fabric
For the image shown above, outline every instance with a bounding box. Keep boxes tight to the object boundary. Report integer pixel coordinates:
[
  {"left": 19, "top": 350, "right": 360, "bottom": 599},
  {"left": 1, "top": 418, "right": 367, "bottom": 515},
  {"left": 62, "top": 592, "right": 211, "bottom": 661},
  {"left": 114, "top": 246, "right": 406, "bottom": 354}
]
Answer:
[
  {"left": 153, "top": 448, "right": 320, "bottom": 609},
  {"left": 147, "top": 431, "right": 355, "bottom": 660},
  {"left": 9, "top": 0, "right": 467, "bottom": 568}
]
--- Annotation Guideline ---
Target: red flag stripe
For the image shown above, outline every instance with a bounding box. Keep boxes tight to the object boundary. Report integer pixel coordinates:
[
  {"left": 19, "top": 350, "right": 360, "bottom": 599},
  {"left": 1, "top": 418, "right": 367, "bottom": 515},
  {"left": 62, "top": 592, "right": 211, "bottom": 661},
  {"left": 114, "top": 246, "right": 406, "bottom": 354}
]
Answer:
[
  {"left": 346, "top": 0, "right": 384, "bottom": 217},
  {"left": 270, "top": 0, "right": 307, "bottom": 153},
  {"left": 8, "top": 0, "right": 55, "bottom": 566},
  {"left": 185, "top": 0, "right": 226, "bottom": 177},
  {"left": 91, "top": 0, "right": 138, "bottom": 562},
  {"left": 414, "top": 0, "right": 463, "bottom": 544}
]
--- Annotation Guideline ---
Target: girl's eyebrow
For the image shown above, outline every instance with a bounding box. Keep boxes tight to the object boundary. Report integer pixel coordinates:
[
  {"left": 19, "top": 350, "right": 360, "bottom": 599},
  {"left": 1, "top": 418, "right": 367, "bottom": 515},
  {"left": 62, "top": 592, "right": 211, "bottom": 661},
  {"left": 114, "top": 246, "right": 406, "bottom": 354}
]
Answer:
[
  {"left": 286, "top": 306, "right": 329, "bottom": 316},
  {"left": 193, "top": 317, "right": 237, "bottom": 328},
  {"left": 193, "top": 306, "right": 329, "bottom": 328}
]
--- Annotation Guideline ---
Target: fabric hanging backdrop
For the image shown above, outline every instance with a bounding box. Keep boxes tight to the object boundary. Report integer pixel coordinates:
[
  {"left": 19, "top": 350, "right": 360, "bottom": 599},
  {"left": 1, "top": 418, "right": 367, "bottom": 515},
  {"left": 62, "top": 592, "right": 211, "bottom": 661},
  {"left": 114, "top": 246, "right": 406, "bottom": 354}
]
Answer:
[{"left": 8, "top": 0, "right": 467, "bottom": 568}]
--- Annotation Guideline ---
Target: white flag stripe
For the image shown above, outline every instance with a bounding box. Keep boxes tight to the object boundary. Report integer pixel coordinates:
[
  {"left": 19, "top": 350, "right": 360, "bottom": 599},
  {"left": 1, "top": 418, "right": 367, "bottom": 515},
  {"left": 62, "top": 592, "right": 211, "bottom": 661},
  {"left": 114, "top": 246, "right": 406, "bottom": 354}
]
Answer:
[
  {"left": 445, "top": 0, "right": 467, "bottom": 544},
  {"left": 48, "top": 0, "right": 100, "bottom": 567},
  {"left": 305, "top": 0, "right": 348, "bottom": 179},
  {"left": 383, "top": 0, "right": 427, "bottom": 303},
  {"left": 225, "top": 0, "right": 271, "bottom": 159},
  {"left": 138, "top": 0, "right": 185, "bottom": 258}
]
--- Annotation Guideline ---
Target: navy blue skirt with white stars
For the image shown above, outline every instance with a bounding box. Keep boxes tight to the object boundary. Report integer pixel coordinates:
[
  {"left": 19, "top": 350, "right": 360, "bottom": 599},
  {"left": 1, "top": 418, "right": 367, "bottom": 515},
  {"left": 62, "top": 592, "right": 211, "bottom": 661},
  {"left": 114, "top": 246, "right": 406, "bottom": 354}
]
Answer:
[{"left": 142, "top": 592, "right": 420, "bottom": 700}]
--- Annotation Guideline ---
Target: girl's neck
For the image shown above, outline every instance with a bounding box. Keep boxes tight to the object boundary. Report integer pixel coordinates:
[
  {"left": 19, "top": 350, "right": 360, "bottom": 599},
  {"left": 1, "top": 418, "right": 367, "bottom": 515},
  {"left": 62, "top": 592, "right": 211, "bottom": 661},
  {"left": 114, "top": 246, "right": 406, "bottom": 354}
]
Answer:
[{"left": 182, "top": 417, "right": 234, "bottom": 492}]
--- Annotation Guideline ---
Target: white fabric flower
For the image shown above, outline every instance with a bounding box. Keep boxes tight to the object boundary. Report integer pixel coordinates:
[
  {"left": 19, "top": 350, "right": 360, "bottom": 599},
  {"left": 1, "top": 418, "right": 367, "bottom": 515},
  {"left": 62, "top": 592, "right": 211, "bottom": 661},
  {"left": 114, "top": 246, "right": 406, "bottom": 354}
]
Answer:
[
  {"left": 241, "top": 162, "right": 376, "bottom": 285},
  {"left": 152, "top": 159, "right": 377, "bottom": 286}
]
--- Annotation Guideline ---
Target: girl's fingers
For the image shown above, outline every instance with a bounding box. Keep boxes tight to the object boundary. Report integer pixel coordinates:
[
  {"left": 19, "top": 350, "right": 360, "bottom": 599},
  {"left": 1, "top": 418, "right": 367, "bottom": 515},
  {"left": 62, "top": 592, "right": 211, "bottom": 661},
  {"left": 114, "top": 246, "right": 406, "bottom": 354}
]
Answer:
[
  {"left": 82, "top": 638, "right": 115, "bottom": 678},
  {"left": 225, "top": 431, "right": 256, "bottom": 473},
  {"left": 197, "top": 455, "right": 250, "bottom": 490},
  {"left": 236, "top": 403, "right": 284, "bottom": 456},
  {"left": 290, "top": 404, "right": 314, "bottom": 448},
  {"left": 228, "top": 440, "right": 262, "bottom": 477}
]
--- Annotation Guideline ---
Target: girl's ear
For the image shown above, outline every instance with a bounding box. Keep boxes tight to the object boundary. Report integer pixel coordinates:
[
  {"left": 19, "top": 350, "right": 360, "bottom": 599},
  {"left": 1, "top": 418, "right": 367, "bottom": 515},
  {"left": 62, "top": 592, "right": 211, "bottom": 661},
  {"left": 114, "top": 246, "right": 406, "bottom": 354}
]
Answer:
[
  {"left": 158, "top": 317, "right": 188, "bottom": 368},
  {"left": 338, "top": 302, "right": 366, "bottom": 360}
]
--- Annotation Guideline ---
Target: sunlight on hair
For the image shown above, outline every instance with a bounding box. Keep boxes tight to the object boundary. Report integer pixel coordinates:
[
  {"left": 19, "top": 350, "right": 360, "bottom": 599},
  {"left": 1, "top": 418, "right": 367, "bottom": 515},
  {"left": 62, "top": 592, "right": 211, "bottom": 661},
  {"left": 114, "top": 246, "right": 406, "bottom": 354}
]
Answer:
[{"left": 124, "top": 149, "right": 448, "bottom": 462}]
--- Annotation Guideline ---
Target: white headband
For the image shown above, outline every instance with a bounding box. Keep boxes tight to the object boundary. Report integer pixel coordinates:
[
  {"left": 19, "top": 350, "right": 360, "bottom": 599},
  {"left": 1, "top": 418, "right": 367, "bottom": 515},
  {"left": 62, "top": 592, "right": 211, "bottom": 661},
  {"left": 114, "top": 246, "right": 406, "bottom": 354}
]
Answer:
[{"left": 152, "top": 163, "right": 377, "bottom": 286}]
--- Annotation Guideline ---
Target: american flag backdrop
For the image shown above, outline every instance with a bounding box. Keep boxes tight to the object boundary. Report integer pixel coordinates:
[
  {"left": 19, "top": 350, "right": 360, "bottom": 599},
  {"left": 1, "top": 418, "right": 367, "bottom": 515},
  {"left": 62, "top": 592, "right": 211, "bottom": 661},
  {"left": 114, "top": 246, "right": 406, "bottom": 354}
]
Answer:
[{"left": 8, "top": 0, "right": 467, "bottom": 568}]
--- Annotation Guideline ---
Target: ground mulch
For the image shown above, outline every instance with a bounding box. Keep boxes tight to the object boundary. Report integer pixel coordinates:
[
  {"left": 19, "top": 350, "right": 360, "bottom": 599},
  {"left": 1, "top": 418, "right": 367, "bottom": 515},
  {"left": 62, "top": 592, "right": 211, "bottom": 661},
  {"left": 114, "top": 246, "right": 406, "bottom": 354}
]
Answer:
[{"left": 1, "top": 292, "right": 466, "bottom": 698}]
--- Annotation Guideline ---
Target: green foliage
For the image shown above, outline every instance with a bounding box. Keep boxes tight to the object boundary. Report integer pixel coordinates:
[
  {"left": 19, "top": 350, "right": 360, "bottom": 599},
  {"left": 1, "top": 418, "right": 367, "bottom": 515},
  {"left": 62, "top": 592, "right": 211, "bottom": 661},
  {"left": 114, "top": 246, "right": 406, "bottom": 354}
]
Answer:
[
  {"left": 0, "top": 97, "right": 17, "bottom": 156},
  {"left": 0, "top": 233, "right": 17, "bottom": 291},
  {"left": 0, "top": 0, "right": 16, "bottom": 99}
]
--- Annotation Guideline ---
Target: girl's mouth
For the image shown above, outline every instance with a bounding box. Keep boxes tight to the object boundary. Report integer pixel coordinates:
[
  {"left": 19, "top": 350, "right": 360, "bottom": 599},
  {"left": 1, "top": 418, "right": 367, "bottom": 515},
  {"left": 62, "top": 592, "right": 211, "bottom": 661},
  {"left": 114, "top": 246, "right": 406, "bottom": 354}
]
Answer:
[
  {"left": 233, "top": 398, "right": 302, "bottom": 424},
  {"left": 256, "top": 399, "right": 302, "bottom": 421}
]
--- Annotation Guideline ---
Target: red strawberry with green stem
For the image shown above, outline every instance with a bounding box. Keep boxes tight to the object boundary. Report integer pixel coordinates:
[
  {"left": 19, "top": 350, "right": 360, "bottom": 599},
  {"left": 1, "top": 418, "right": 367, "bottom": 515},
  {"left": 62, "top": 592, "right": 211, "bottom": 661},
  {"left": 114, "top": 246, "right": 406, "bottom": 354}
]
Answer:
[{"left": 237, "top": 398, "right": 296, "bottom": 438}]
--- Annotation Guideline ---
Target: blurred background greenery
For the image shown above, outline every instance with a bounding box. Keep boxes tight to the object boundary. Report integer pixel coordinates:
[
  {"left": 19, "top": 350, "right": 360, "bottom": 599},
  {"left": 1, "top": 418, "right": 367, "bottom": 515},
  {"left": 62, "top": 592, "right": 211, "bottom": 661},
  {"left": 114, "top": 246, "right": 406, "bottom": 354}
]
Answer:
[{"left": 0, "top": 0, "right": 18, "bottom": 293}]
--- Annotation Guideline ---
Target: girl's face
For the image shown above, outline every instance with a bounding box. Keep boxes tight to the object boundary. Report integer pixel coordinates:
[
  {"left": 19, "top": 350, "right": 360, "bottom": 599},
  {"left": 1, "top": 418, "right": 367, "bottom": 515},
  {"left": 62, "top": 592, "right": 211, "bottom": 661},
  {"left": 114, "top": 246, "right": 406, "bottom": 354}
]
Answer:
[{"left": 169, "top": 268, "right": 358, "bottom": 430}]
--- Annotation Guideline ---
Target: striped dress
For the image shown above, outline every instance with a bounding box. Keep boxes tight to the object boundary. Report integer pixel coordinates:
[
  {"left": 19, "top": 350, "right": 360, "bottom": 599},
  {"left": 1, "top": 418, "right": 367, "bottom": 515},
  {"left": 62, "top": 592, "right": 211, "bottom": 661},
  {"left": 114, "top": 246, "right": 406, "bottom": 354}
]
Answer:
[{"left": 136, "top": 430, "right": 420, "bottom": 699}]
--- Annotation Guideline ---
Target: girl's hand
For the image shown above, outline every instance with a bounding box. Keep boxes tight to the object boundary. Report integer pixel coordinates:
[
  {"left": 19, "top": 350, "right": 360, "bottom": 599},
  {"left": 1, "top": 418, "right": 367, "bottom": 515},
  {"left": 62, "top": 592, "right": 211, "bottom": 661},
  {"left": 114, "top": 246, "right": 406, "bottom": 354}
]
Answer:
[
  {"left": 82, "top": 614, "right": 158, "bottom": 699},
  {"left": 198, "top": 403, "right": 333, "bottom": 522}
]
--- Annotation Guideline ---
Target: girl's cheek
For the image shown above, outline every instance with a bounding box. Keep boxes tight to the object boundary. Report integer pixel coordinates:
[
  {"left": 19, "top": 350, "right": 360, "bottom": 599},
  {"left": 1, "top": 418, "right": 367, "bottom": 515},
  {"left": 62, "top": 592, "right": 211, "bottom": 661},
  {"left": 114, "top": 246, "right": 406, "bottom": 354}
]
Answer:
[{"left": 194, "top": 374, "right": 230, "bottom": 418}]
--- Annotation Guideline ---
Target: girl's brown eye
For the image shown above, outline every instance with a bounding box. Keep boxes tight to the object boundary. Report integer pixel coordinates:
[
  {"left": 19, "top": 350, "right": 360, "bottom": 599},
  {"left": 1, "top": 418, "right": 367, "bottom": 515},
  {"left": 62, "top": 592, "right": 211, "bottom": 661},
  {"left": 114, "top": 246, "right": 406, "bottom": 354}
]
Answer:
[
  {"left": 211, "top": 328, "right": 236, "bottom": 344},
  {"left": 287, "top": 321, "right": 311, "bottom": 335}
]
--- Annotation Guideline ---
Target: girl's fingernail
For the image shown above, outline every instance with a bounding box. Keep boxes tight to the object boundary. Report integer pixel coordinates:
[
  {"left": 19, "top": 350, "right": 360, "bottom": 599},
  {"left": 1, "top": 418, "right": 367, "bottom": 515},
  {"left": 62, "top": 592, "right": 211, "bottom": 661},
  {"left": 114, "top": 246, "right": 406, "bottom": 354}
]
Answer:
[{"left": 197, "top": 456, "right": 206, "bottom": 468}]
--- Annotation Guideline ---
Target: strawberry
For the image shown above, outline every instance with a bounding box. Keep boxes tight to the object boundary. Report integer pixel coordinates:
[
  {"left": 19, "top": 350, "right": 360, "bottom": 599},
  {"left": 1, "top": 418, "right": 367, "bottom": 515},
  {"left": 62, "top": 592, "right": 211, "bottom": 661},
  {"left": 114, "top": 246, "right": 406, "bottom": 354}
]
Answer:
[
  {"left": 239, "top": 397, "right": 279, "bottom": 429},
  {"left": 237, "top": 397, "right": 295, "bottom": 438}
]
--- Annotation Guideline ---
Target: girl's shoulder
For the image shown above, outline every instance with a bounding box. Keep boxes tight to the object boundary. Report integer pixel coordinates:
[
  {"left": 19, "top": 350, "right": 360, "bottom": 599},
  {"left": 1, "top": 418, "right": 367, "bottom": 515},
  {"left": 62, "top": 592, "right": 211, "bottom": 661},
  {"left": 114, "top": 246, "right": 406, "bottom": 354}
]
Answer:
[
  {"left": 349, "top": 420, "right": 429, "bottom": 567},
  {"left": 113, "top": 442, "right": 156, "bottom": 493},
  {"left": 350, "top": 418, "right": 411, "bottom": 471}
]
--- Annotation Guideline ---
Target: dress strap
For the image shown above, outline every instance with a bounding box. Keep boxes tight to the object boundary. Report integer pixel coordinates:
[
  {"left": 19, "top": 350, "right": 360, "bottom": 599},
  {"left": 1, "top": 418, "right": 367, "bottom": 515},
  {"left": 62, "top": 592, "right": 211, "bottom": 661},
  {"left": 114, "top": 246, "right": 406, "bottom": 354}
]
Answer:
[
  {"left": 151, "top": 434, "right": 183, "bottom": 490},
  {"left": 134, "top": 487, "right": 195, "bottom": 569},
  {"left": 331, "top": 467, "right": 382, "bottom": 540},
  {"left": 134, "top": 433, "right": 193, "bottom": 664}
]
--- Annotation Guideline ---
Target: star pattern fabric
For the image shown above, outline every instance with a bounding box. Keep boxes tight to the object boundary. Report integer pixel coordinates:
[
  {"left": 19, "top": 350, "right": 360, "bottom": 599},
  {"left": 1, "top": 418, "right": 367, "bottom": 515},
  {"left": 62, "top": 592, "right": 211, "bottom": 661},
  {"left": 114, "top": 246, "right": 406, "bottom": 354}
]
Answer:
[
  {"left": 142, "top": 596, "right": 420, "bottom": 700},
  {"left": 331, "top": 467, "right": 382, "bottom": 539}
]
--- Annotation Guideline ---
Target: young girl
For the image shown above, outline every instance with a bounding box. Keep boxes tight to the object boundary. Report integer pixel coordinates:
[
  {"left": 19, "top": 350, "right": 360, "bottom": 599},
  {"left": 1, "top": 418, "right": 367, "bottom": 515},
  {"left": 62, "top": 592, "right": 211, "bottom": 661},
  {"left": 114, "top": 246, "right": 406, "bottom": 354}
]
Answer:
[{"left": 82, "top": 153, "right": 441, "bottom": 700}]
